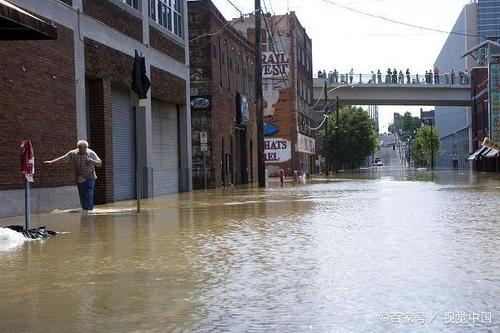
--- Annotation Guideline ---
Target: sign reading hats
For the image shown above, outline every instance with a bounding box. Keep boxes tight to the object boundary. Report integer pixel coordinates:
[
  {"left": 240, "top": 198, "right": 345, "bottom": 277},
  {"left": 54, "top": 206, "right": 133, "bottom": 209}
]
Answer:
[{"left": 265, "top": 138, "right": 291, "bottom": 163}]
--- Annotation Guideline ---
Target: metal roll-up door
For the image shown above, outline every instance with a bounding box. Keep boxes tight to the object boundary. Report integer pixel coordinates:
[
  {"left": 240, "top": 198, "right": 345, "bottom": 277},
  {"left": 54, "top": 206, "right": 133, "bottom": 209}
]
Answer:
[
  {"left": 112, "top": 88, "right": 136, "bottom": 201},
  {"left": 152, "top": 99, "right": 179, "bottom": 195}
]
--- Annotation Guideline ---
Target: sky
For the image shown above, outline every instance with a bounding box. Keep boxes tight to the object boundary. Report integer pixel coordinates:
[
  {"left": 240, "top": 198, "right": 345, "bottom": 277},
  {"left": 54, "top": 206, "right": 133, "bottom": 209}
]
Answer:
[{"left": 209, "top": 0, "right": 472, "bottom": 131}]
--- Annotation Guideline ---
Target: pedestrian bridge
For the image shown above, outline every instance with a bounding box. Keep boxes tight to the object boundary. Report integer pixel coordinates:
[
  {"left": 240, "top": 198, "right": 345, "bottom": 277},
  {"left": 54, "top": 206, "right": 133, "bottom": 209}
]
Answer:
[{"left": 313, "top": 78, "right": 472, "bottom": 107}]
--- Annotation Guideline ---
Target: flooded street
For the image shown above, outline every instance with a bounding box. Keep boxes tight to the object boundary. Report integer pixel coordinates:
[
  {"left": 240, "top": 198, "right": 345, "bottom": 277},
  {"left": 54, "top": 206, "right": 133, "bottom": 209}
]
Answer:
[{"left": 1, "top": 170, "right": 500, "bottom": 332}]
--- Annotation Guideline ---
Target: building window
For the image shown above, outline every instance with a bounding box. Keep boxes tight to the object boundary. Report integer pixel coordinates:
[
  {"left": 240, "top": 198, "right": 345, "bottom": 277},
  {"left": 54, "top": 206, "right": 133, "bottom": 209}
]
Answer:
[
  {"left": 149, "top": 0, "right": 183, "bottom": 38},
  {"left": 123, "top": 0, "right": 139, "bottom": 10}
]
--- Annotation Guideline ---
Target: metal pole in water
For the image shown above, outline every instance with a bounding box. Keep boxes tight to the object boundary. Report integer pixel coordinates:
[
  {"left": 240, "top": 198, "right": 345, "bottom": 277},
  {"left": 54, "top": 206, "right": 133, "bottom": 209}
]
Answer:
[
  {"left": 203, "top": 150, "right": 208, "bottom": 190},
  {"left": 25, "top": 181, "right": 31, "bottom": 230},
  {"left": 135, "top": 105, "right": 141, "bottom": 213}
]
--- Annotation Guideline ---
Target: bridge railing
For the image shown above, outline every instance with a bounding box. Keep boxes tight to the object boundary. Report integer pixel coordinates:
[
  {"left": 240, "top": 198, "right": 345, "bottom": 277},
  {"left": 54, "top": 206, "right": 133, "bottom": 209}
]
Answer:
[{"left": 316, "top": 73, "right": 470, "bottom": 86}]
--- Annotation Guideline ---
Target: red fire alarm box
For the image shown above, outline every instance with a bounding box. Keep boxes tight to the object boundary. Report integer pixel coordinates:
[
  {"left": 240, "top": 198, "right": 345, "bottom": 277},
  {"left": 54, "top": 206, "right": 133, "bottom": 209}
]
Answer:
[{"left": 21, "top": 139, "right": 35, "bottom": 182}]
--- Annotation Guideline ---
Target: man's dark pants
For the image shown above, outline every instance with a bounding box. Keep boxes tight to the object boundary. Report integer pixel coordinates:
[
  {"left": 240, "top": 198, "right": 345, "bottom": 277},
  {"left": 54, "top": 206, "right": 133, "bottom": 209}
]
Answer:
[{"left": 77, "top": 178, "right": 96, "bottom": 211}]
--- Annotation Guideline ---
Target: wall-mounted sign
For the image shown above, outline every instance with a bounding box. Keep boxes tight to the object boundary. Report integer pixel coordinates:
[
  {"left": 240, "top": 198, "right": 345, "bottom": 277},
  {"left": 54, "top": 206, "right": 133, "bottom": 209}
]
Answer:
[
  {"left": 191, "top": 96, "right": 211, "bottom": 110},
  {"left": 296, "top": 133, "right": 316, "bottom": 154},
  {"left": 200, "top": 131, "right": 208, "bottom": 144},
  {"left": 236, "top": 94, "right": 249, "bottom": 125},
  {"left": 265, "top": 138, "right": 291, "bottom": 163},
  {"left": 262, "top": 52, "right": 290, "bottom": 78},
  {"left": 489, "top": 56, "right": 500, "bottom": 143}
]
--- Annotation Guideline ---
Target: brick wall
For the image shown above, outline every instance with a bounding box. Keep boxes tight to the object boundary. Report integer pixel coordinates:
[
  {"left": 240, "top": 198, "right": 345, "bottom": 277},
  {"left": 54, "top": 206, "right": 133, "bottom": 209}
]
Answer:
[
  {"left": 150, "top": 66, "right": 186, "bottom": 105},
  {"left": 149, "top": 26, "right": 185, "bottom": 63},
  {"left": 87, "top": 79, "right": 114, "bottom": 204},
  {"left": 189, "top": 0, "right": 258, "bottom": 188},
  {"left": 83, "top": 0, "right": 142, "bottom": 42},
  {"left": 84, "top": 38, "right": 134, "bottom": 88},
  {"left": 0, "top": 25, "right": 76, "bottom": 190}
]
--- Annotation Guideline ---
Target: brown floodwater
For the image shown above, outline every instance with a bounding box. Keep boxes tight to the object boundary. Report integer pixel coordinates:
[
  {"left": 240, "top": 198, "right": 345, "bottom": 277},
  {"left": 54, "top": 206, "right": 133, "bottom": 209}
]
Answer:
[{"left": 1, "top": 170, "right": 499, "bottom": 332}]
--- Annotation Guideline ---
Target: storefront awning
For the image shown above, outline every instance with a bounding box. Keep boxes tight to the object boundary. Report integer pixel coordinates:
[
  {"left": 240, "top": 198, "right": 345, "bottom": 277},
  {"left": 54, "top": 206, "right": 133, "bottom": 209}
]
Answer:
[
  {"left": 468, "top": 146, "right": 499, "bottom": 160},
  {"left": 0, "top": 0, "right": 57, "bottom": 40}
]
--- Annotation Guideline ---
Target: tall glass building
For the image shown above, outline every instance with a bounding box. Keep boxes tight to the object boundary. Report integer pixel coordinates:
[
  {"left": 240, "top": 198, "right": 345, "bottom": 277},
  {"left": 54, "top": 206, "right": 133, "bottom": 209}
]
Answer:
[{"left": 478, "top": 0, "right": 500, "bottom": 40}]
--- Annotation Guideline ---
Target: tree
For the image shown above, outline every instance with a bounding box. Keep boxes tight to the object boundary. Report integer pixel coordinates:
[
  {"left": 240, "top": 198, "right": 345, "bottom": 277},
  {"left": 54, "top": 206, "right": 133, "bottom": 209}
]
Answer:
[
  {"left": 411, "top": 125, "right": 440, "bottom": 168},
  {"left": 323, "top": 106, "right": 378, "bottom": 171},
  {"left": 400, "top": 112, "right": 421, "bottom": 141}
]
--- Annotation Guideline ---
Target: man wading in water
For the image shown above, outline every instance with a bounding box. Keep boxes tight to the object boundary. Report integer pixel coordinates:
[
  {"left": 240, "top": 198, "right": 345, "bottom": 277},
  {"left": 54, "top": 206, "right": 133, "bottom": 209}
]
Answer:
[{"left": 44, "top": 140, "right": 102, "bottom": 213}]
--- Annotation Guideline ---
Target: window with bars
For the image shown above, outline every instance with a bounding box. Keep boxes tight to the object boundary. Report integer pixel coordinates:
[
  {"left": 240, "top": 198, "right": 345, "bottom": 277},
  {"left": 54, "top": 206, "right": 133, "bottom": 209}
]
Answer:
[
  {"left": 122, "top": 0, "right": 139, "bottom": 10},
  {"left": 149, "top": 0, "right": 183, "bottom": 38}
]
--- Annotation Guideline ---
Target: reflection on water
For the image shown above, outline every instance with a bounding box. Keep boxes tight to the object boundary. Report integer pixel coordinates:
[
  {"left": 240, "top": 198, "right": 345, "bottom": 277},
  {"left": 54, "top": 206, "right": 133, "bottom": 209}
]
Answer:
[{"left": 0, "top": 170, "right": 499, "bottom": 332}]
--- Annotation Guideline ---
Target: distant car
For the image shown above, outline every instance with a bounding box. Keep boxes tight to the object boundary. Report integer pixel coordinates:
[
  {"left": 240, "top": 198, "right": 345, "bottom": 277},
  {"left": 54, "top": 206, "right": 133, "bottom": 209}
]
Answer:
[{"left": 375, "top": 161, "right": 384, "bottom": 166}]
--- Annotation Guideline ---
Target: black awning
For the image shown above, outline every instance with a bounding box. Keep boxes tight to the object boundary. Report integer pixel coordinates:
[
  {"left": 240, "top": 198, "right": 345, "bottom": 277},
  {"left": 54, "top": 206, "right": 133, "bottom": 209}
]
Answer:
[{"left": 0, "top": 0, "right": 57, "bottom": 40}]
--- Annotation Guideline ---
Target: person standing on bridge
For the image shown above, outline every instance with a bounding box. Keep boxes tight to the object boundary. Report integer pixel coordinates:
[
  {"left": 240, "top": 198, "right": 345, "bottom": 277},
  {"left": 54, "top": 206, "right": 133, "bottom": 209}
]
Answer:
[
  {"left": 406, "top": 69, "right": 411, "bottom": 84},
  {"left": 434, "top": 67, "right": 440, "bottom": 84},
  {"left": 451, "top": 69, "right": 456, "bottom": 85},
  {"left": 333, "top": 69, "right": 338, "bottom": 83},
  {"left": 398, "top": 70, "right": 404, "bottom": 84},
  {"left": 386, "top": 68, "right": 391, "bottom": 83},
  {"left": 349, "top": 68, "right": 354, "bottom": 84},
  {"left": 377, "top": 69, "right": 382, "bottom": 84},
  {"left": 392, "top": 69, "right": 397, "bottom": 84},
  {"left": 445, "top": 69, "right": 450, "bottom": 84},
  {"left": 371, "top": 71, "right": 376, "bottom": 84}
]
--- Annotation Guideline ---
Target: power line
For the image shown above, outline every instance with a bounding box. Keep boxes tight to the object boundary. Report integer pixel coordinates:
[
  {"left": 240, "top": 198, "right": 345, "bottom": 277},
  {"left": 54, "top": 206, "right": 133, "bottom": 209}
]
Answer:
[
  {"left": 223, "top": 0, "right": 244, "bottom": 16},
  {"left": 189, "top": 18, "right": 240, "bottom": 43},
  {"left": 319, "top": 0, "right": 480, "bottom": 38}
]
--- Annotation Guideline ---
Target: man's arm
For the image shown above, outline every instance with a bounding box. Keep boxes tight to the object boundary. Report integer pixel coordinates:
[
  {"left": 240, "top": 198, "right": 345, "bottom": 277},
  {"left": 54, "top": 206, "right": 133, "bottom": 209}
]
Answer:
[
  {"left": 44, "top": 152, "right": 69, "bottom": 165},
  {"left": 88, "top": 151, "right": 102, "bottom": 167}
]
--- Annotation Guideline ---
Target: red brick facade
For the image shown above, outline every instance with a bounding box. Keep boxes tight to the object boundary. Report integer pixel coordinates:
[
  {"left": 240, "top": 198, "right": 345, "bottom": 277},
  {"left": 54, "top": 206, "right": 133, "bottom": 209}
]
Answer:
[
  {"left": 0, "top": 25, "right": 76, "bottom": 190},
  {"left": 149, "top": 27, "right": 186, "bottom": 63},
  {"left": 87, "top": 79, "right": 114, "bottom": 204},
  {"left": 471, "top": 67, "right": 500, "bottom": 172},
  {"left": 151, "top": 66, "right": 186, "bottom": 104},
  {"left": 83, "top": 0, "right": 143, "bottom": 42},
  {"left": 0, "top": 1, "right": 188, "bottom": 211},
  {"left": 189, "top": 0, "right": 258, "bottom": 189}
]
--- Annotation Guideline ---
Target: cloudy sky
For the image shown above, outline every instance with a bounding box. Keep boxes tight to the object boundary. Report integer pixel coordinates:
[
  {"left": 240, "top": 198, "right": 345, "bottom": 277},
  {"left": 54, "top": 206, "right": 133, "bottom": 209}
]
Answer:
[{"left": 209, "top": 0, "right": 471, "bottom": 131}]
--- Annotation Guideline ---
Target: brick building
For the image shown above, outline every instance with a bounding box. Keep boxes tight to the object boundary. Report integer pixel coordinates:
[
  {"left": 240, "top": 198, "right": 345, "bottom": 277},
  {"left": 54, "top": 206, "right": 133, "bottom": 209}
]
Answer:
[
  {"left": 188, "top": 0, "right": 257, "bottom": 189},
  {"left": 470, "top": 67, "right": 500, "bottom": 171},
  {"left": 232, "top": 11, "right": 315, "bottom": 177},
  {"left": 0, "top": 0, "right": 191, "bottom": 217}
]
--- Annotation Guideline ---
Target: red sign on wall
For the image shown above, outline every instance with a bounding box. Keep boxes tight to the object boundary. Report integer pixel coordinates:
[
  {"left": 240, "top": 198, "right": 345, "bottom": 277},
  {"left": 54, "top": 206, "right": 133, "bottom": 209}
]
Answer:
[{"left": 21, "top": 139, "right": 34, "bottom": 182}]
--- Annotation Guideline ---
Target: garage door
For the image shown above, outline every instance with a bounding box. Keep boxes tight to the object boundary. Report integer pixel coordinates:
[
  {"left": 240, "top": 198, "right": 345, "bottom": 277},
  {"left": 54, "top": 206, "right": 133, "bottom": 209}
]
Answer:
[
  {"left": 152, "top": 99, "right": 179, "bottom": 195},
  {"left": 112, "top": 88, "right": 136, "bottom": 201}
]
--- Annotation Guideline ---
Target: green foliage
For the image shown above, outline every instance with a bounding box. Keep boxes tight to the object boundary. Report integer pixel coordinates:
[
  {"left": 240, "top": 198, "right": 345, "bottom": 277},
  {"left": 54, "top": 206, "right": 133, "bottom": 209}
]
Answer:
[
  {"left": 322, "top": 106, "right": 378, "bottom": 169},
  {"left": 394, "top": 111, "right": 421, "bottom": 140},
  {"left": 411, "top": 125, "right": 440, "bottom": 167}
]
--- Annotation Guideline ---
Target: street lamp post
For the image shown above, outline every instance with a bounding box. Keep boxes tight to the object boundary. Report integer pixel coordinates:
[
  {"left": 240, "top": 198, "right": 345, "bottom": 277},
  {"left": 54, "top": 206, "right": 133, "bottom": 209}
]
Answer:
[
  {"left": 322, "top": 83, "right": 352, "bottom": 173},
  {"left": 430, "top": 121, "right": 434, "bottom": 171},
  {"left": 323, "top": 80, "right": 328, "bottom": 174},
  {"left": 335, "top": 96, "right": 339, "bottom": 173}
]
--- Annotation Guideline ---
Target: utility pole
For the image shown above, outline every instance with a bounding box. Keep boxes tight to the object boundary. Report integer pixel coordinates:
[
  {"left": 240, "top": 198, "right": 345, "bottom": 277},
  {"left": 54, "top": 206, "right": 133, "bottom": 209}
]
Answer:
[
  {"left": 430, "top": 121, "right": 434, "bottom": 171},
  {"left": 335, "top": 96, "right": 339, "bottom": 173},
  {"left": 255, "top": 0, "right": 265, "bottom": 187},
  {"left": 324, "top": 80, "right": 329, "bottom": 174}
]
